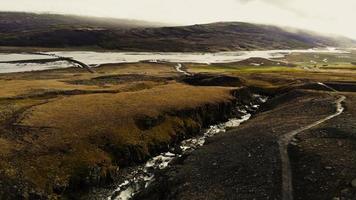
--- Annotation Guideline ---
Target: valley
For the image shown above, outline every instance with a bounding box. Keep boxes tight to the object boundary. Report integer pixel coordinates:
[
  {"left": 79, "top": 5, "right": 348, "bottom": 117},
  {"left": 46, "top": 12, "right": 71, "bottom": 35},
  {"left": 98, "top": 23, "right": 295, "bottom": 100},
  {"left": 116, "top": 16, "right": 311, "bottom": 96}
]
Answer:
[
  {"left": 1, "top": 10, "right": 356, "bottom": 200},
  {"left": 0, "top": 48, "right": 355, "bottom": 199}
]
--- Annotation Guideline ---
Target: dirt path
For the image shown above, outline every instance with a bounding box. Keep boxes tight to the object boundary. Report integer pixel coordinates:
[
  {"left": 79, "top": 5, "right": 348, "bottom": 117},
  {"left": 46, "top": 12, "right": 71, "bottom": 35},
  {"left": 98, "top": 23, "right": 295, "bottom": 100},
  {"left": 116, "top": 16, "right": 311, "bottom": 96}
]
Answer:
[{"left": 278, "top": 91, "right": 346, "bottom": 200}]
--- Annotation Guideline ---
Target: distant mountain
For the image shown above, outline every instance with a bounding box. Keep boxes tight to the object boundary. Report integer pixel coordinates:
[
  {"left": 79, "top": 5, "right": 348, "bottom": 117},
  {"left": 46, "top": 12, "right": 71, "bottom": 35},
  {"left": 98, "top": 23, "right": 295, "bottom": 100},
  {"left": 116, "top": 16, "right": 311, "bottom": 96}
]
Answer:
[
  {"left": 106, "top": 22, "right": 356, "bottom": 51},
  {"left": 0, "top": 12, "right": 355, "bottom": 51},
  {"left": 0, "top": 12, "right": 164, "bottom": 32}
]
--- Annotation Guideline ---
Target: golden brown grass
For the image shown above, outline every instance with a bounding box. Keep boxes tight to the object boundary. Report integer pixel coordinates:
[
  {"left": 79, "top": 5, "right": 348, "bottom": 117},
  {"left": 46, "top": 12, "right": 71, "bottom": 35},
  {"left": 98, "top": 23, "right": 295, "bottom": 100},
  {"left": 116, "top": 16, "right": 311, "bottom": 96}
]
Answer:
[
  {"left": 186, "top": 63, "right": 356, "bottom": 92},
  {"left": 95, "top": 62, "right": 178, "bottom": 76},
  {"left": 0, "top": 83, "right": 234, "bottom": 196},
  {"left": 0, "top": 63, "right": 177, "bottom": 99},
  {"left": 20, "top": 83, "right": 233, "bottom": 142},
  {"left": 0, "top": 62, "right": 236, "bottom": 197}
]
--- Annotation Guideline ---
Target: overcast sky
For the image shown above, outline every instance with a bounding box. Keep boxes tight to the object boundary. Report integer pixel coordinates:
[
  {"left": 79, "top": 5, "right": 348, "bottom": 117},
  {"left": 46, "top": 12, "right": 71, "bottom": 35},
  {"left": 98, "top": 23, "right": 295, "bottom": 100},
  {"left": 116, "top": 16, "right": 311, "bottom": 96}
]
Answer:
[{"left": 2, "top": 0, "right": 356, "bottom": 39}]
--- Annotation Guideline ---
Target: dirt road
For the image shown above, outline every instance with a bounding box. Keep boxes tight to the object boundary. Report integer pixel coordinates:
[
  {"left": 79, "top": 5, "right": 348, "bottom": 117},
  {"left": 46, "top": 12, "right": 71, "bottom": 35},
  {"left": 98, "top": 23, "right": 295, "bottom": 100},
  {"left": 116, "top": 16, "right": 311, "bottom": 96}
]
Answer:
[{"left": 279, "top": 95, "right": 345, "bottom": 200}]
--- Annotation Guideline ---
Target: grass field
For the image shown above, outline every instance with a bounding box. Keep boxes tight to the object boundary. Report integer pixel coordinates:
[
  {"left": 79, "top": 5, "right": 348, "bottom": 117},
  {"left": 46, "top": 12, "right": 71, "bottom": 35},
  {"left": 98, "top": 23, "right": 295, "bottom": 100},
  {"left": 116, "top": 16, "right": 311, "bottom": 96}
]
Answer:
[
  {"left": 190, "top": 65, "right": 302, "bottom": 73},
  {"left": 187, "top": 53, "right": 356, "bottom": 89},
  {"left": 277, "top": 51, "right": 356, "bottom": 71}
]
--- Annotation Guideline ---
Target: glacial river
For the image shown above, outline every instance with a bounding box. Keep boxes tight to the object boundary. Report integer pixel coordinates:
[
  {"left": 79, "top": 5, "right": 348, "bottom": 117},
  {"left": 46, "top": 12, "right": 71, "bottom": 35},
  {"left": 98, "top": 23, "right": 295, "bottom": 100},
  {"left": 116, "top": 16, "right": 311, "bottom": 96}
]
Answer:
[{"left": 0, "top": 48, "right": 348, "bottom": 73}]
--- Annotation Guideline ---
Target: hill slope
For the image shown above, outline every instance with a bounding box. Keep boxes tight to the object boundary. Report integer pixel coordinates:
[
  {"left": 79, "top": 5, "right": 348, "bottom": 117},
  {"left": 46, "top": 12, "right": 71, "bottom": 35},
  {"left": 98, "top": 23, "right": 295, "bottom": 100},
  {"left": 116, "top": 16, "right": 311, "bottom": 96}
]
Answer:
[
  {"left": 0, "top": 12, "right": 355, "bottom": 51},
  {"left": 0, "top": 12, "right": 163, "bottom": 32},
  {"left": 106, "top": 22, "right": 356, "bottom": 51}
]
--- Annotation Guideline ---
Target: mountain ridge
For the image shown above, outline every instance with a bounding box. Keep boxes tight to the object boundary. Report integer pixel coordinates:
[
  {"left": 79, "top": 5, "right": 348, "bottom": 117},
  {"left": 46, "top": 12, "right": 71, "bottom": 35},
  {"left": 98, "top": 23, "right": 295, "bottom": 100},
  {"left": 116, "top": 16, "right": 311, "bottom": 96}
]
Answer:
[{"left": 0, "top": 12, "right": 355, "bottom": 52}]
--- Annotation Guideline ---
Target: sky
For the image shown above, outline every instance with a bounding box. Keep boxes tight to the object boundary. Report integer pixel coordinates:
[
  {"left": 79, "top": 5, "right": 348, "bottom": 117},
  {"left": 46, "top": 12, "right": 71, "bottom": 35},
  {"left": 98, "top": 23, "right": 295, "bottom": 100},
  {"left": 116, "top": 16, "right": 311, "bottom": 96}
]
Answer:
[{"left": 2, "top": 0, "right": 356, "bottom": 39}]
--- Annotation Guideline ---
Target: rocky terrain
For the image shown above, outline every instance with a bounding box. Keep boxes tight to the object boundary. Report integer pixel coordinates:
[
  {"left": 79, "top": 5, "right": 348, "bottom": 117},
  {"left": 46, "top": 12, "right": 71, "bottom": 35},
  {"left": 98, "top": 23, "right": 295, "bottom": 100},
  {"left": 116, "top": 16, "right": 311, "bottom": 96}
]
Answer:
[{"left": 133, "top": 84, "right": 356, "bottom": 200}]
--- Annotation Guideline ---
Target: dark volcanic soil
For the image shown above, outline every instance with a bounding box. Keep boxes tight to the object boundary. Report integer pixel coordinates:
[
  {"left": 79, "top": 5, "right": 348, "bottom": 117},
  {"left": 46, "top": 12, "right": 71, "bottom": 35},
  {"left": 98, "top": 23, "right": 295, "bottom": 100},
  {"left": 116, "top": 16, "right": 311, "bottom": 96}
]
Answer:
[
  {"left": 181, "top": 74, "right": 242, "bottom": 87},
  {"left": 134, "top": 89, "right": 354, "bottom": 200},
  {"left": 290, "top": 93, "right": 356, "bottom": 200}
]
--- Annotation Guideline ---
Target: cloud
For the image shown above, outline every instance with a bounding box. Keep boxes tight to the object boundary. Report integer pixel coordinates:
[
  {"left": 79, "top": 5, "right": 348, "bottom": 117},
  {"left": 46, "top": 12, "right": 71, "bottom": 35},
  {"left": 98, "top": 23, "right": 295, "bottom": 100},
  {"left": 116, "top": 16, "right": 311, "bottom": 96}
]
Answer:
[
  {"left": 235, "top": 0, "right": 254, "bottom": 3},
  {"left": 235, "top": 0, "right": 308, "bottom": 17}
]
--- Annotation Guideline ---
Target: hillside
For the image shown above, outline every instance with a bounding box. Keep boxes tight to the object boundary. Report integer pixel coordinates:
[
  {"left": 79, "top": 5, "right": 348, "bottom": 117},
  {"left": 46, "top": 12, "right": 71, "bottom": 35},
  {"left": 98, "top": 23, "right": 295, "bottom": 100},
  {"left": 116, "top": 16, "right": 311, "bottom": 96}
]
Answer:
[
  {"left": 0, "top": 12, "right": 163, "bottom": 32},
  {"left": 105, "top": 22, "right": 356, "bottom": 51},
  {"left": 0, "top": 12, "right": 355, "bottom": 51}
]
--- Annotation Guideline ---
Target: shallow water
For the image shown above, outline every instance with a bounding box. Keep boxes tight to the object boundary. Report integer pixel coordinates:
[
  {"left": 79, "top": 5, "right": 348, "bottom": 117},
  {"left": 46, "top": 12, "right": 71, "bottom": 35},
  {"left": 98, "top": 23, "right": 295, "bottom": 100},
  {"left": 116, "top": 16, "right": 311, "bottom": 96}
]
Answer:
[
  {"left": 0, "top": 53, "right": 54, "bottom": 62},
  {"left": 0, "top": 48, "right": 348, "bottom": 73},
  {"left": 47, "top": 48, "right": 347, "bottom": 65},
  {"left": 0, "top": 61, "right": 74, "bottom": 74}
]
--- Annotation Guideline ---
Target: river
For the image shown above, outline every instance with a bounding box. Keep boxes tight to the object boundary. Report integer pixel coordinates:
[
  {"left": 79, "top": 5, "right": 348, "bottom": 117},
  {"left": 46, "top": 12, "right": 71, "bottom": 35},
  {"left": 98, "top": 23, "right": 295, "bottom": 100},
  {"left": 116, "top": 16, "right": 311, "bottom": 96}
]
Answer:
[{"left": 0, "top": 48, "right": 349, "bottom": 73}]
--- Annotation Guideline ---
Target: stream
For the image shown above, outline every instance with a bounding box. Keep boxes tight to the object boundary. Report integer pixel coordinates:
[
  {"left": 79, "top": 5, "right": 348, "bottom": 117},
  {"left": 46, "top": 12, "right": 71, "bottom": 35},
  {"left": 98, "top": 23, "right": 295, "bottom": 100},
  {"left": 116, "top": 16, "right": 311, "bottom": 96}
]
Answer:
[{"left": 104, "top": 94, "right": 268, "bottom": 200}]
